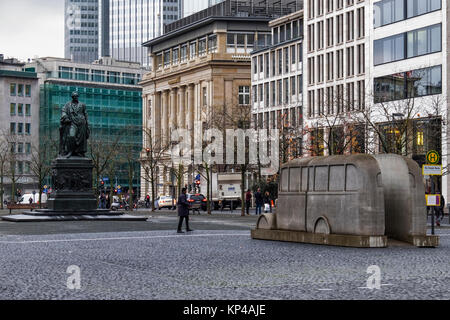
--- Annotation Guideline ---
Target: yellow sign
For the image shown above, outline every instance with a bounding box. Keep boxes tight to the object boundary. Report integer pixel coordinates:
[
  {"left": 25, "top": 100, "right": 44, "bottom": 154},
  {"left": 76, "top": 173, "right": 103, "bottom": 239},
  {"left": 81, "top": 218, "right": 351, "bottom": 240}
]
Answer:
[
  {"left": 426, "top": 150, "right": 440, "bottom": 165},
  {"left": 426, "top": 194, "right": 441, "bottom": 206}
]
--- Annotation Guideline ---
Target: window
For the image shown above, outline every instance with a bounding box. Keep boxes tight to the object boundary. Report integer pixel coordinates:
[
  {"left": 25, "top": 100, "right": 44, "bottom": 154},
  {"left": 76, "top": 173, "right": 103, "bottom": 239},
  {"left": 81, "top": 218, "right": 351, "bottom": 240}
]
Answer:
[
  {"left": 284, "top": 78, "right": 289, "bottom": 104},
  {"left": 237, "top": 34, "right": 245, "bottom": 48},
  {"left": 265, "top": 83, "right": 269, "bottom": 108},
  {"left": 181, "top": 44, "right": 187, "bottom": 62},
  {"left": 163, "top": 50, "right": 170, "bottom": 67},
  {"left": 291, "top": 46, "right": 296, "bottom": 64},
  {"left": 10, "top": 83, "right": 16, "bottom": 96},
  {"left": 17, "top": 161, "right": 23, "bottom": 175},
  {"left": 357, "top": 80, "right": 365, "bottom": 109},
  {"left": 18, "top": 104, "right": 23, "bottom": 116},
  {"left": 281, "top": 168, "right": 289, "bottom": 192},
  {"left": 271, "top": 81, "right": 276, "bottom": 106},
  {"left": 238, "top": 86, "right": 250, "bottom": 105},
  {"left": 357, "top": 7, "right": 365, "bottom": 38},
  {"left": 265, "top": 53, "right": 269, "bottom": 77},
  {"left": 317, "top": 54, "right": 324, "bottom": 83},
  {"left": 374, "top": 65, "right": 442, "bottom": 103},
  {"left": 10, "top": 103, "right": 15, "bottom": 116},
  {"left": 347, "top": 47, "right": 354, "bottom": 76},
  {"left": 25, "top": 104, "right": 31, "bottom": 116},
  {"left": 278, "top": 80, "right": 282, "bottom": 105},
  {"left": 346, "top": 11, "right": 354, "bottom": 41},
  {"left": 407, "top": 0, "right": 441, "bottom": 18},
  {"left": 346, "top": 165, "right": 359, "bottom": 190},
  {"left": 17, "top": 84, "right": 24, "bottom": 96},
  {"left": 374, "top": 0, "right": 404, "bottom": 27},
  {"left": 26, "top": 143, "right": 31, "bottom": 154},
  {"left": 284, "top": 48, "right": 289, "bottom": 73},
  {"left": 329, "top": 165, "right": 345, "bottom": 191},
  {"left": 18, "top": 123, "right": 23, "bottom": 134},
  {"left": 10, "top": 123, "right": 16, "bottom": 134},
  {"left": 277, "top": 50, "right": 282, "bottom": 75},
  {"left": 75, "top": 68, "right": 89, "bottom": 80},
  {"left": 327, "top": 18, "right": 334, "bottom": 46},
  {"left": 202, "top": 87, "right": 207, "bottom": 106},
  {"left": 375, "top": 0, "right": 441, "bottom": 28},
  {"left": 314, "top": 166, "right": 328, "bottom": 191},
  {"left": 253, "top": 85, "right": 257, "bottom": 103},
  {"left": 298, "top": 75, "right": 303, "bottom": 94},
  {"left": 25, "top": 162, "right": 30, "bottom": 174},
  {"left": 259, "top": 84, "right": 264, "bottom": 103},
  {"left": 10, "top": 142, "right": 15, "bottom": 153},
  {"left": 208, "top": 34, "right": 217, "bottom": 53},
  {"left": 308, "top": 57, "right": 315, "bottom": 84},
  {"left": 291, "top": 76, "right": 296, "bottom": 96},
  {"left": 59, "top": 66, "right": 73, "bottom": 79},
  {"left": 172, "top": 48, "right": 179, "bottom": 64},
  {"left": 373, "top": 33, "right": 405, "bottom": 65},
  {"left": 327, "top": 52, "right": 334, "bottom": 80},
  {"left": 374, "top": 24, "right": 441, "bottom": 65},
  {"left": 336, "top": 14, "right": 344, "bottom": 43},
  {"left": 317, "top": 21, "right": 324, "bottom": 49},
  {"left": 407, "top": 24, "right": 441, "bottom": 58},
  {"left": 198, "top": 38, "right": 206, "bottom": 55},
  {"left": 25, "top": 123, "right": 30, "bottom": 135},
  {"left": 91, "top": 69, "right": 105, "bottom": 82},
  {"left": 25, "top": 85, "right": 31, "bottom": 97},
  {"left": 122, "top": 73, "right": 136, "bottom": 85},
  {"left": 17, "top": 143, "right": 23, "bottom": 153},
  {"left": 289, "top": 167, "right": 301, "bottom": 192},
  {"left": 189, "top": 41, "right": 196, "bottom": 59},
  {"left": 357, "top": 44, "right": 365, "bottom": 74},
  {"left": 107, "top": 71, "right": 120, "bottom": 84},
  {"left": 308, "top": 24, "right": 315, "bottom": 51}
]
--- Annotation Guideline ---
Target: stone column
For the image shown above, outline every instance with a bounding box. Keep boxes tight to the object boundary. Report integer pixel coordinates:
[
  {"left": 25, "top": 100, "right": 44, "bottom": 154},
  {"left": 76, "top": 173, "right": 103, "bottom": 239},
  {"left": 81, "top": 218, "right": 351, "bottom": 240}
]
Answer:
[
  {"left": 188, "top": 84, "right": 195, "bottom": 132},
  {"left": 154, "top": 92, "right": 162, "bottom": 148},
  {"left": 170, "top": 89, "right": 177, "bottom": 131},
  {"left": 161, "top": 90, "right": 169, "bottom": 145},
  {"left": 179, "top": 86, "right": 186, "bottom": 129}
]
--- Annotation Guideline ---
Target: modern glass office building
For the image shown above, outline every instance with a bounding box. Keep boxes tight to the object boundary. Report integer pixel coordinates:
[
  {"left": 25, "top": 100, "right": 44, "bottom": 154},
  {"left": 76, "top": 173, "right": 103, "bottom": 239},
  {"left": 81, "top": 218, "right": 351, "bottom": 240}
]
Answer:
[
  {"left": 27, "top": 57, "right": 145, "bottom": 193},
  {"left": 108, "top": 0, "right": 182, "bottom": 67},
  {"left": 64, "top": 0, "right": 100, "bottom": 64}
]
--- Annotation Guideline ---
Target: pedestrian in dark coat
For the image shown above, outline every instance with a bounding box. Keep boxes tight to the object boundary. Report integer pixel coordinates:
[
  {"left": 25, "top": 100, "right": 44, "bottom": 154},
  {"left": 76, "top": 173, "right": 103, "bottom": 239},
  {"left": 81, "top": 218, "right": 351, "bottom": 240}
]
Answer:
[
  {"left": 245, "top": 189, "right": 252, "bottom": 215},
  {"left": 254, "top": 188, "right": 263, "bottom": 215},
  {"left": 177, "top": 187, "right": 193, "bottom": 233}
]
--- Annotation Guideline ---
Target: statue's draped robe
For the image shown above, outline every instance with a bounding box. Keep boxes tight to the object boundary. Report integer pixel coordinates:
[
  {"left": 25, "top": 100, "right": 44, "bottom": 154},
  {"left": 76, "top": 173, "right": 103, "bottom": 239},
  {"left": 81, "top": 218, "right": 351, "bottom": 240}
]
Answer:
[{"left": 60, "top": 101, "right": 90, "bottom": 157}]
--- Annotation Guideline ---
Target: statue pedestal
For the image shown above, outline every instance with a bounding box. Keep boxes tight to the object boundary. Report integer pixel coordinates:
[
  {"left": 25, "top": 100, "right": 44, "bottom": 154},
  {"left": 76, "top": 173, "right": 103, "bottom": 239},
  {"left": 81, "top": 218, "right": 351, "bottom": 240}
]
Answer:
[
  {"left": 1, "top": 157, "right": 147, "bottom": 222},
  {"left": 47, "top": 157, "right": 97, "bottom": 211}
]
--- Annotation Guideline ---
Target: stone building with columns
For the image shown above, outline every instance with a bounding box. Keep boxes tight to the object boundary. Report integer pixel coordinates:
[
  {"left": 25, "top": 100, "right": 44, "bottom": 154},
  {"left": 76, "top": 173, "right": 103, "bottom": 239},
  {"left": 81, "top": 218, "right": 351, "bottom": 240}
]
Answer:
[{"left": 140, "top": 0, "right": 302, "bottom": 198}]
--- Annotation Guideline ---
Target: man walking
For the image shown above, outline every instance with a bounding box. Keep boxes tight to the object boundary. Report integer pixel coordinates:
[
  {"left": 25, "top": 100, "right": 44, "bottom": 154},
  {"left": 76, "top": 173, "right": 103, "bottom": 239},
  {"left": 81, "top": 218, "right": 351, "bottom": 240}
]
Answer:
[
  {"left": 254, "top": 188, "right": 263, "bottom": 215},
  {"left": 177, "top": 187, "right": 193, "bottom": 233}
]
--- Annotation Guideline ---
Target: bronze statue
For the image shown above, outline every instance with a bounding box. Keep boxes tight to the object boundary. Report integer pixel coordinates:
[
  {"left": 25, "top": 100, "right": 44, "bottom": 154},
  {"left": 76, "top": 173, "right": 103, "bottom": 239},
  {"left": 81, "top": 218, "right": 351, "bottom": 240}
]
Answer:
[{"left": 59, "top": 92, "right": 90, "bottom": 158}]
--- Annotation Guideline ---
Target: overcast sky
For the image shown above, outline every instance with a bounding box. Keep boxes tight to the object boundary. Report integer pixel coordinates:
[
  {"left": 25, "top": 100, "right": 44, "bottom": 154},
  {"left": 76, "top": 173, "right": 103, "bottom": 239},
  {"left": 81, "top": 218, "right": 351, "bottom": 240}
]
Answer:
[{"left": 0, "top": 0, "right": 64, "bottom": 62}]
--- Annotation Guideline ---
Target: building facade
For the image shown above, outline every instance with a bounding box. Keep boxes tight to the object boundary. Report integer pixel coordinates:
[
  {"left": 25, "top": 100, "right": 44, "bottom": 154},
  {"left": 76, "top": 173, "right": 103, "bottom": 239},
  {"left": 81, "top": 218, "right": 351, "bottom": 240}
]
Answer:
[
  {"left": 301, "top": 0, "right": 448, "bottom": 199},
  {"left": 65, "top": 0, "right": 100, "bottom": 64},
  {"left": 140, "top": 0, "right": 300, "bottom": 198},
  {"left": 26, "top": 57, "right": 146, "bottom": 194},
  {"left": 108, "top": 0, "right": 182, "bottom": 67},
  {"left": 251, "top": 10, "right": 304, "bottom": 167},
  {"left": 0, "top": 55, "right": 40, "bottom": 200}
]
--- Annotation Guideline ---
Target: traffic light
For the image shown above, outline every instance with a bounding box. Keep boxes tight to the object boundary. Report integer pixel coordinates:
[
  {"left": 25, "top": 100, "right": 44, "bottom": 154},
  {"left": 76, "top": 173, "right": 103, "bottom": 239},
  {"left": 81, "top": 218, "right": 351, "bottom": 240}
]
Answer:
[{"left": 101, "top": 181, "right": 105, "bottom": 186}]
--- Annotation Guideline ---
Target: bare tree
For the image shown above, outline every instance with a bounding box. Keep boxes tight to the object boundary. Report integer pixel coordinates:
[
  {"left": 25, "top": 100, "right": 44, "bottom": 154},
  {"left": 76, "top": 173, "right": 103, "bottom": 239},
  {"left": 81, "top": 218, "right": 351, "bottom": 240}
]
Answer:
[
  {"left": 89, "top": 134, "right": 123, "bottom": 205},
  {"left": 29, "top": 137, "right": 58, "bottom": 208},
  {"left": 140, "top": 127, "right": 170, "bottom": 211},
  {"left": 0, "top": 132, "right": 9, "bottom": 209}
]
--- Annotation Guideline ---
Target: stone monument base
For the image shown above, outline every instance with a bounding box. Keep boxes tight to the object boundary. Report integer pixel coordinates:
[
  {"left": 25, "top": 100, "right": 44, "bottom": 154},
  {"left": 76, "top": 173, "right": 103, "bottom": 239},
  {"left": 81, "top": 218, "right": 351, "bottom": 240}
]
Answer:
[{"left": 1, "top": 157, "right": 146, "bottom": 222}]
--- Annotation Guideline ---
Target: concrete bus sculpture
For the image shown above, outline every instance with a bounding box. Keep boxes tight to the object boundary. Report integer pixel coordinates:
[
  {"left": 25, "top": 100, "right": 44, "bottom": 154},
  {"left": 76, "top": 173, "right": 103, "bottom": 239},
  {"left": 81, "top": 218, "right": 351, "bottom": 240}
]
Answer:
[{"left": 251, "top": 154, "right": 439, "bottom": 248}]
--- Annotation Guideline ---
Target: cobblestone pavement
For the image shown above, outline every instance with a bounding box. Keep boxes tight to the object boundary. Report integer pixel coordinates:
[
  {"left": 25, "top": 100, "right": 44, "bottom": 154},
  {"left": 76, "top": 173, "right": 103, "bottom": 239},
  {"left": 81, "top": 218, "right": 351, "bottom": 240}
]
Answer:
[{"left": 0, "top": 224, "right": 448, "bottom": 300}]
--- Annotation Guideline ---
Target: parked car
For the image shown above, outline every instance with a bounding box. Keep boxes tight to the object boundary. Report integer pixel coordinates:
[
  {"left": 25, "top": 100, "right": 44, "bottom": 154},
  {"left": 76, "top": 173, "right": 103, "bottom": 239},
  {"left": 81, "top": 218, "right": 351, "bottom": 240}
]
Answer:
[
  {"left": 111, "top": 200, "right": 130, "bottom": 211},
  {"left": 155, "top": 196, "right": 177, "bottom": 210},
  {"left": 187, "top": 193, "right": 207, "bottom": 213}
]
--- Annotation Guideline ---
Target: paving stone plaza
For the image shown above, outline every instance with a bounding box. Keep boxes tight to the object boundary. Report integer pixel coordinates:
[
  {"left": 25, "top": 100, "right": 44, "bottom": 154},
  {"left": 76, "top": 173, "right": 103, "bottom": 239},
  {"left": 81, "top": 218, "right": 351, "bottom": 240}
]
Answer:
[{"left": 0, "top": 211, "right": 448, "bottom": 300}]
